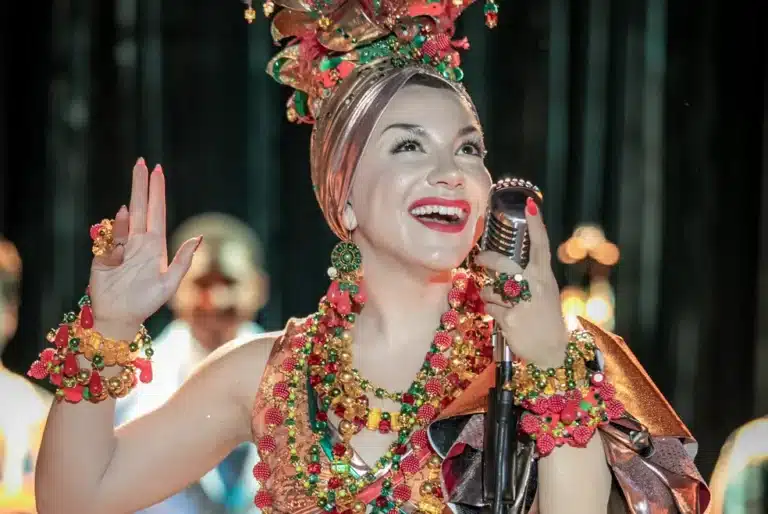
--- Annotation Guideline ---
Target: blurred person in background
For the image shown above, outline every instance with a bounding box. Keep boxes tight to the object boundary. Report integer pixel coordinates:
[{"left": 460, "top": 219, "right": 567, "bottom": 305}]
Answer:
[
  {"left": 115, "top": 213, "right": 268, "bottom": 514},
  {"left": 709, "top": 416, "right": 768, "bottom": 514},
  {"left": 0, "top": 237, "right": 51, "bottom": 514}
]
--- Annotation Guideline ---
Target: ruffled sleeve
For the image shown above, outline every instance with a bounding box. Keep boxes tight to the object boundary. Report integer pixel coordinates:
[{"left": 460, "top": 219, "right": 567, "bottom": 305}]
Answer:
[
  {"left": 584, "top": 318, "right": 709, "bottom": 513},
  {"left": 427, "top": 318, "right": 710, "bottom": 514}
]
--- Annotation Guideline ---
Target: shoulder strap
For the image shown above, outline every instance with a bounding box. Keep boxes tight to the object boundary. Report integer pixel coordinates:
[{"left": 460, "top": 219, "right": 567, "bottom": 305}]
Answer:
[{"left": 251, "top": 317, "right": 305, "bottom": 439}]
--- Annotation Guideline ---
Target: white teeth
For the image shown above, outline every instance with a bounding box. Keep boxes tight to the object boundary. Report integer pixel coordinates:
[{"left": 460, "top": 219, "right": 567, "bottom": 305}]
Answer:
[{"left": 409, "top": 205, "right": 468, "bottom": 219}]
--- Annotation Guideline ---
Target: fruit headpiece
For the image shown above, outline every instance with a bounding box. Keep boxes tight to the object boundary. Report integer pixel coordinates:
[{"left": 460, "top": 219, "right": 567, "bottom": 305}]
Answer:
[{"left": 243, "top": 0, "right": 500, "bottom": 123}]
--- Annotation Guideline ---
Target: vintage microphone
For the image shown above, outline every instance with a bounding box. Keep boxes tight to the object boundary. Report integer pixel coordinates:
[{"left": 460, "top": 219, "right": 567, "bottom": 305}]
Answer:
[{"left": 479, "top": 178, "right": 542, "bottom": 514}]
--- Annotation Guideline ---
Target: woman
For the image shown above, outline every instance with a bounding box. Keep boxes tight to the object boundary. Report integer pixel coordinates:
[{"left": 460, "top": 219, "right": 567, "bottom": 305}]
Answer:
[{"left": 31, "top": 0, "right": 708, "bottom": 512}]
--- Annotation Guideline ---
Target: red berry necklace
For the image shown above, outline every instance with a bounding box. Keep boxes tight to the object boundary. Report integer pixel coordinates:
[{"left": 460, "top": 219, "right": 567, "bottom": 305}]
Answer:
[{"left": 252, "top": 242, "right": 493, "bottom": 513}]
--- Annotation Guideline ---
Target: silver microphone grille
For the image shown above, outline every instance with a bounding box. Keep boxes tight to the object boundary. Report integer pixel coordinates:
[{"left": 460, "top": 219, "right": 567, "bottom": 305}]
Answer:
[{"left": 480, "top": 178, "right": 543, "bottom": 268}]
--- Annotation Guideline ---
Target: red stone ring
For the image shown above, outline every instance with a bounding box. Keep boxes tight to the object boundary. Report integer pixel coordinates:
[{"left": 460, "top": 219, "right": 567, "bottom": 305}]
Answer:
[
  {"left": 492, "top": 273, "right": 532, "bottom": 306},
  {"left": 90, "top": 219, "right": 115, "bottom": 257}
]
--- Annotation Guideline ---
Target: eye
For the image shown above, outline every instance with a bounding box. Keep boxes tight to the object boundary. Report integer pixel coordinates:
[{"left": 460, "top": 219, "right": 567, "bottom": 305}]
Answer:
[
  {"left": 391, "top": 138, "right": 425, "bottom": 154},
  {"left": 457, "top": 139, "right": 485, "bottom": 157}
]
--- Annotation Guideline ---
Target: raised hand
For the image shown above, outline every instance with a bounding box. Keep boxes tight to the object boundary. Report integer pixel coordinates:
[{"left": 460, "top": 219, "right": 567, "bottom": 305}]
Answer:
[
  {"left": 88, "top": 158, "right": 200, "bottom": 337},
  {"left": 475, "top": 197, "right": 568, "bottom": 369}
]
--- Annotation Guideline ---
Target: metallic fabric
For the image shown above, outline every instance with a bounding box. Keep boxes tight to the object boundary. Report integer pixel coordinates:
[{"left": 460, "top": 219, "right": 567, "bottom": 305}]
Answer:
[
  {"left": 251, "top": 318, "right": 437, "bottom": 513},
  {"left": 432, "top": 410, "right": 709, "bottom": 513},
  {"left": 430, "top": 414, "right": 537, "bottom": 513},
  {"left": 429, "top": 317, "right": 710, "bottom": 513},
  {"left": 251, "top": 320, "right": 317, "bottom": 514},
  {"left": 600, "top": 421, "right": 707, "bottom": 513},
  {"left": 437, "top": 317, "right": 694, "bottom": 436},
  {"left": 251, "top": 317, "right": 710, "bottom": 513},
  {"left": 263, "top": 0, "right": 478, "bottom": 122},
  {"left": 309, "top": 63, "right": 477, "bottom": 240},
  {"left": 578, "top": 318, "right": 694, "bottom": 440}
]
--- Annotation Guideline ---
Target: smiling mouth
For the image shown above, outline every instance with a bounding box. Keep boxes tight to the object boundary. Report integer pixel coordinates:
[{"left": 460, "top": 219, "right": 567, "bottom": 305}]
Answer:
[{"left": 409, "top": 205, "right": 469, "bottom": 225}]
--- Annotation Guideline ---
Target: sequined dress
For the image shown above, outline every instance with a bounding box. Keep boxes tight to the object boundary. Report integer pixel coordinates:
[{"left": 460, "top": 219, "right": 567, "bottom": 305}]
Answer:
[{"left": 251, "top": 318, "right": 709, "bottom": 514}]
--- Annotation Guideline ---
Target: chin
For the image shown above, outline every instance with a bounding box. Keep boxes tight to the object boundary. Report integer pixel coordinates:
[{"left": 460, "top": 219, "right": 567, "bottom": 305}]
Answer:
[
  {"left": 403, "top": 241, "right": 474, "bottom": 273},
  {"left": 398, "top": 224, "right": 477, "bottom": 271}
]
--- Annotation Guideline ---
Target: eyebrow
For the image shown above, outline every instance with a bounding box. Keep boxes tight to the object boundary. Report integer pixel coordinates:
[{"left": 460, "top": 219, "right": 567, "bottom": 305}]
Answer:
[
  {"left": 381, "top": 123, "right": 426, "bottom": 135},
  {"left": 458, "top": 125, "right": 480, "bottom": 137},
  {"left": 380, "top": 123, "right": 481, "bottom": 138}
]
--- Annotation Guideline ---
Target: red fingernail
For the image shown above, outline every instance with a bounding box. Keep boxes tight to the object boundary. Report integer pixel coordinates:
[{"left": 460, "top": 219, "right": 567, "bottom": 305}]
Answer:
[{"left": 526, "top": 197, "right": 538, "bottom": 216}]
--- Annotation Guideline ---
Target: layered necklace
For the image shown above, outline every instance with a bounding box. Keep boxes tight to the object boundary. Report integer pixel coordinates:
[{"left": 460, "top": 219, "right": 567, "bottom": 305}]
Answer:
[{"left": 253, "top": 243, "right": 493, "bottom": 513}]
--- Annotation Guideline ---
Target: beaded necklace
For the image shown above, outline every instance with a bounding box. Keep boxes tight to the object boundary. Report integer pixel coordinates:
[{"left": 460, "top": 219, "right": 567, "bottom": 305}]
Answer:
[{"left": 252, "top": 243, "right": 493, "bottom": 513}]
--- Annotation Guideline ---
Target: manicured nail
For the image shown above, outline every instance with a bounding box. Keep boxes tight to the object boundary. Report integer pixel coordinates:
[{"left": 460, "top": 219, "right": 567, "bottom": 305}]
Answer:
[
  {"left": 136, "top": 157, "right": 145, "bottom": 167},
  {"left": 153, "top": 164, "right": 162, "bottom": 173},
  {"left": 194, "top": 236, "right": 203, "bottom": 252},
  {"left": 118, "top": 205, "right": 128, "bottom": 215},
  {"left": 526, "top": 197, "right": 538, "bottom": 216}
]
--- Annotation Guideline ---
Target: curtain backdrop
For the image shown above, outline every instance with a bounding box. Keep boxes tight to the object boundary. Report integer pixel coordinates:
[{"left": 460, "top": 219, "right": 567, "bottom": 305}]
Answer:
[{"left": 1, "top": 0, "right": 765, "bottom": 478}]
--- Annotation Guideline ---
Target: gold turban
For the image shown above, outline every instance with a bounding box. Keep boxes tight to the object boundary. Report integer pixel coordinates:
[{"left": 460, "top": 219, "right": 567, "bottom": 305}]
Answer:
[
  {"left": 245, "top": 0, "right": 497, "bottom": 238},
  {"left": 309, "top": 62, "right": 477, "bottom": 240}
]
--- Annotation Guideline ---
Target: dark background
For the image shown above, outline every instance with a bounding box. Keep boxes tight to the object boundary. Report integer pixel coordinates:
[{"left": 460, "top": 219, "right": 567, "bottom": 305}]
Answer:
[{"left": 1, "top": 0, "right": 766, "bottom": 479}]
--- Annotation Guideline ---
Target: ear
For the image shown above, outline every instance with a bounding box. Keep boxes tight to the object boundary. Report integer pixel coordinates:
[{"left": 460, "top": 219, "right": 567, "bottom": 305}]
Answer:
[{"left": 342, "top": 203, "right": 358, "bottom": 231}]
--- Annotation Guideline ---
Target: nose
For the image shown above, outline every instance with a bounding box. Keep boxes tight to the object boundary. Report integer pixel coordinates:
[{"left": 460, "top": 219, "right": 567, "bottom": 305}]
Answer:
[{"left": 426, "top": 162, "right": 464, "bottom": 190}]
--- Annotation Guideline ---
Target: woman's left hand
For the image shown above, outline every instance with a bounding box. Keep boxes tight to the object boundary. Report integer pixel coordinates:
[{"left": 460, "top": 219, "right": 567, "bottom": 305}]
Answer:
[{"left": 475, "top": 197, "right": 568, "bottom": 369}]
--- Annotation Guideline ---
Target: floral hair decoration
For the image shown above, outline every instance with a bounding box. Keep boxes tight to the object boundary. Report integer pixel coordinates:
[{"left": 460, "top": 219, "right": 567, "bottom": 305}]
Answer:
[{"left": 243, "top": 0, "right": 500, "bottom": 123}]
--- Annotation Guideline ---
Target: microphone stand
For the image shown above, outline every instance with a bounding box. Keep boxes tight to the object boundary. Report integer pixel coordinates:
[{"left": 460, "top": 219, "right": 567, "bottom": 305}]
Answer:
[
  {"left": 481, "top": 324, "right": 535, "bottom": 514},
  {"left": 478, "top": 176, "right": 542, "bottom": 514}
]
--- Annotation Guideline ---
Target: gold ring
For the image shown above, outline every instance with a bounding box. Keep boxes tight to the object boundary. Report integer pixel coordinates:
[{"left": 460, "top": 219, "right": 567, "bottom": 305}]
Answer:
[{"left": 90, "top": 219, "right": 115, "bottom": 256}]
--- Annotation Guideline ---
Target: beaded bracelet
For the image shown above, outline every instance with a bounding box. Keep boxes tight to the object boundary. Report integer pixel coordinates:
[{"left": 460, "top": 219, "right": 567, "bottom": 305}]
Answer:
[
  {"left": 27, "top": 289, "right": 154, "bottom": 403},
  {"left": 512, "top": 329, "right": 625, "bottom": 457},
  {"left": 519, "top": 373, "right": 625, "bottom": 456},
  {"left": 511, "top": 329, "right": 598, "bottom": 400}
]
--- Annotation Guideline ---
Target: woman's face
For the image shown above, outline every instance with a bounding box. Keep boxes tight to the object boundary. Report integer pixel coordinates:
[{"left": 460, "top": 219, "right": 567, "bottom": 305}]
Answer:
[{"left": 348, "top": 83, "right": 492, "bottom": 272}]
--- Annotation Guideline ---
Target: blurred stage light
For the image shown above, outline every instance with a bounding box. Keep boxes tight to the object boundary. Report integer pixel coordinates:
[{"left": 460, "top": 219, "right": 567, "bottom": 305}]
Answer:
[
  {"left": 584, "top": 279, "right": 615, "bottom": 331},
  {"left": 561, "top": 286, "right": 587, "bottom": 331},
  {"left": 557, "top": 224, "right": 621, "bottom": 266},
  {"left": 558, "top": 224, "right": 619, "bottom": 331}
]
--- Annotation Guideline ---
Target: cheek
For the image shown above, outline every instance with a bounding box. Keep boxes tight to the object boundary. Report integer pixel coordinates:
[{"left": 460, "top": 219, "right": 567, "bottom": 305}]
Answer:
[
  {"left": 477, "top": 167, "right": 493, "bottom": 193},
  {"left": 472, "top": 216, "right": 485, "bottom": 242},
  {"left": 467, "top": 167, "right": 492, "bottom": 209},
  {"left": 352, "top": 166, "right": 415, "bottom": 222}
]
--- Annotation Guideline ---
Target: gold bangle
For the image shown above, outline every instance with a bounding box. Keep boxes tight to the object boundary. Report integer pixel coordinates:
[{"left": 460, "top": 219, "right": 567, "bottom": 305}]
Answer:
[
  {"left": 29, "top": 287, "right": 154, "bottom": 404},
  {"left": 512, "top": 329, "right": 598, "bottom": 399},
  {"left": 75, "top": 326, "right": 150, "bottom": 368},
  {"left": 105, "top": 367, "right": 137, "bottom": 398}
]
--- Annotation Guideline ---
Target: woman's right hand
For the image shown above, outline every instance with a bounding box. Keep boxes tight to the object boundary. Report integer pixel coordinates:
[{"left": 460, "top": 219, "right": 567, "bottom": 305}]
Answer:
[{"left": 88, "top": 158, "right": 201, "bottom": 338}]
